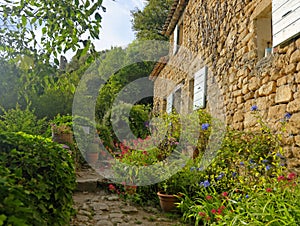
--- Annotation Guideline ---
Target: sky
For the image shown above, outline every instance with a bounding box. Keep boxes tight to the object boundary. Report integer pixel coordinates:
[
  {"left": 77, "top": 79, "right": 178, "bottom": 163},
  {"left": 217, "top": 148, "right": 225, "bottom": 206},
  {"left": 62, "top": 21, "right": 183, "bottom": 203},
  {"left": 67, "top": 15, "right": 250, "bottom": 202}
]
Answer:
[{"left": 93, "top": 0, "right": 146, "bottom": 51}]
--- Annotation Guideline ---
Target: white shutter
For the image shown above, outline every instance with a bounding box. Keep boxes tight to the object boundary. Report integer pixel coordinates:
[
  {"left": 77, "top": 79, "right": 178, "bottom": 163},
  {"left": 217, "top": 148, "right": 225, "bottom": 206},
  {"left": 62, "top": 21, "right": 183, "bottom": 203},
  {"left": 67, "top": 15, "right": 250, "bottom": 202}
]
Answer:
[
  {"left": 193, "top": 66, "right": 207, "bottom": 110},
  {"left": 166, "top": 93, "right": 173, "bottom": 114},
  {"left": 272, "top": 0, "right": 300, "bottom": 47},
  {"left": 173, "top": 24, "right": 178, "bottom": 54}
]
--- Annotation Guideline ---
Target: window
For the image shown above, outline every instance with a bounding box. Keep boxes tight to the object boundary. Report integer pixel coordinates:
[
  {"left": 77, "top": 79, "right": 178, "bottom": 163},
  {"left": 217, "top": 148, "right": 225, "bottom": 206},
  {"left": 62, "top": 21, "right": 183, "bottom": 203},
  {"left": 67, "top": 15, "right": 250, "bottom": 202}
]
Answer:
[
  {"left": 193, "top": 66, "right": 207, "bottom": 110},
  {"left": 173, "top": 19, "right": 183, "bottom": 54},
  {"left": 188, "top": 78, "right": 194, "bottom": 112},
  {"left": 166, "top": 93, "right": 173, "bottom": 114},
  {"left": 272, "top": 0, "right": 300, "bottom": 47},
  {"left": 173, "top": 87, "right": 182, "bottom": 114},
  {"left": 253, "top": 1, "right": 272, "bottom": 59},
  {"left": 166, "top": 85, "right": 182, "bottom": 114}
]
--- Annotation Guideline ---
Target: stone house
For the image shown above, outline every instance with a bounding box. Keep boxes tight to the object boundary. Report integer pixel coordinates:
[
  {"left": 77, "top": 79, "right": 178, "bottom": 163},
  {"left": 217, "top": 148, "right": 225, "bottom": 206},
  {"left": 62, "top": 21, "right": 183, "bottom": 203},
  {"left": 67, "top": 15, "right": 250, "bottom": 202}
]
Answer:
[{"left": 149, "top": 0, "right": 300, "bottom": 171}]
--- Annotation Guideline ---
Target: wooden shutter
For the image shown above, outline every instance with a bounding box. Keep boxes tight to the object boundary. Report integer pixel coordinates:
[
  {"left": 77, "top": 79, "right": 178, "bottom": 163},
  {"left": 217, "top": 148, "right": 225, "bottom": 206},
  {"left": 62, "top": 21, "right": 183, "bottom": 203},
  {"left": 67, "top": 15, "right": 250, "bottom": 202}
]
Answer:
[
  {"left": 173, "top": 24, "right": 178, "bottom": 54},
  {"left": 193, "top": 66, "right": 207, "bottom": 110},
  {"left": 166, "top": 93, "right": 173, "bottom": 114},
  {"left": 272, "top": 0, "right": 300, "bottom": 47}
]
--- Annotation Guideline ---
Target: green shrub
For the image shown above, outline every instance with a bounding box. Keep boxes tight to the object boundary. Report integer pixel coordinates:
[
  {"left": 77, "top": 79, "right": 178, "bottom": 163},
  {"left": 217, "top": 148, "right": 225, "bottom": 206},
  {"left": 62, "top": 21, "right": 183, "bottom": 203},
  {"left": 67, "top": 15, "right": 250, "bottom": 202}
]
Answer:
[
  {"left": 0, "top": 132, "right": 76, "bottom": 226},
  {"left": 0, "top": 104, "right": 47, "bottom": 135},
  {"left": 177, "top": 109, "right": 296, "bottom": 225},
  {"left": 102, "top": 103, "right": 151, "bottom": 142}
]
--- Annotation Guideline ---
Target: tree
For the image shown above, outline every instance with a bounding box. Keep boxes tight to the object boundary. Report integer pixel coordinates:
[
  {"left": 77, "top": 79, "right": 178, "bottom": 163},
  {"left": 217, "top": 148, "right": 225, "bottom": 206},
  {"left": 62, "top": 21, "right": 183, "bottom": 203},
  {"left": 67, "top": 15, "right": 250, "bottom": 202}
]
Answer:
[
  {"left": 0, "top": 0, "right": 106, "bottom": 63},
  {"left": 131, "top": 0, "right": 173, "bottom": 41}
]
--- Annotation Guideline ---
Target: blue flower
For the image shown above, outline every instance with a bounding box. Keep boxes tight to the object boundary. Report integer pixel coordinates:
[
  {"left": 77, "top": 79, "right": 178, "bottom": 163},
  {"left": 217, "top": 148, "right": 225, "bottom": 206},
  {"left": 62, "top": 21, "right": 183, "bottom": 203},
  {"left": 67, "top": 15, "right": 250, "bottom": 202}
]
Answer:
[
  {"left": 203, "top": 180, "right": 210, "bottom": 188},
  {"left": 201, "top": 123, "right": 210, "bottom": 130},
  {"left": 144, "top": 121, "right": 149, "bottom": 127},
  {"left": 250, "top": 105, "right": 258, "bottom": 111},
  {"left": 245, "top": 194, "right": 249, "bottom": 198},
  {"left": 262, "top": 159, "right": 268, "bottom": 163},
  {"left": 190, "top": 167, "right": 196, "bottom": 171},
  {"left": 216, "top": 173, "right": 225, "bottom": 181},
  {"left": 232, "top": 172, "right": 237, "bottom": 177},
  {"left": 197, "top": 167, "right": 204, "bottom": 171},
  {"left": 266, "top": 165, "right": 271, "bottom": 171},
  {"left": 240, "top": 162, "right": 245, "bottom": 166},
  {"left": 284, "top": 112, "right": 292, "bottom": 120},
  {"left": 249, "top": 159, "right": 255, "bottom": 164},
  {"left": 276, "top": 153, "right": 284, "bottom": 159},
  {"left": 200, "top": 180, "right": 210, "bottom": 188}
]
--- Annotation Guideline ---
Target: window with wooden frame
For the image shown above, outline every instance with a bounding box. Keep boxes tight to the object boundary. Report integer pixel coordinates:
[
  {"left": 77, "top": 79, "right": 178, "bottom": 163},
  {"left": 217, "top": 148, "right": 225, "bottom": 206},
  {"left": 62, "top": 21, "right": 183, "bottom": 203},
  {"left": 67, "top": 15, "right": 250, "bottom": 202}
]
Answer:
[
  {"left": 166, "top": 84, "right": 182, "bottom": 114},
  {"left": 173, "top": 19, "right": 184, "bottom": 55},
  {"left": 253, "top": 1, "right": 273, "bottom": 59}
]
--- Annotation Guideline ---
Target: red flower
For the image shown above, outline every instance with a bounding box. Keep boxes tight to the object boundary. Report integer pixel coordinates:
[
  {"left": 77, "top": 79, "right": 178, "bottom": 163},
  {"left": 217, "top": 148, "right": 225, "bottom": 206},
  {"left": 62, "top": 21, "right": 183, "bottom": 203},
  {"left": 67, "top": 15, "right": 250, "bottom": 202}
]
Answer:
[
  {"left": 206, "top": 195, "right": 212, "bottom": 200},
  {"left": 277, "top": 175, "right": 285, "bottom": 182},
  {"left": 222, "top": 192, "right": 228, "bottom": 197},
  {"left": 198, "top": 212, "right": 206, "bottom": 217},
  {"left": 142, "top": 151, "right": 148, "bottom": 155},
  {"left": 220, "top": 205, "right": 226, "bottom": 210},
  {"left": 288, "top": 172, "right": 297, "bottom": 180},
  {"left": 211, "top": 209, "right": 217, "bottom": 214},
  {"left": 266, "top": 188, "right": 272, "bottom": 192},
  {"left": 108, "top": 184, "right": 116, "bottom": 191},
  {"left": 217, "top": 208, "right": 222, "bottom": 215}
]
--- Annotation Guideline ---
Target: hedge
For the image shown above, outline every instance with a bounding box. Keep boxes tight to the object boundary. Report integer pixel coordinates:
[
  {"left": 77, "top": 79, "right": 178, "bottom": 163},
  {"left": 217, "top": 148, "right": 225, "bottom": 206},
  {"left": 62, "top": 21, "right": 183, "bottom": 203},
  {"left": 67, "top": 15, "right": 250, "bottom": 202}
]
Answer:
[{"left": 0, "top": 132, "right": 76, "bottom": 226}]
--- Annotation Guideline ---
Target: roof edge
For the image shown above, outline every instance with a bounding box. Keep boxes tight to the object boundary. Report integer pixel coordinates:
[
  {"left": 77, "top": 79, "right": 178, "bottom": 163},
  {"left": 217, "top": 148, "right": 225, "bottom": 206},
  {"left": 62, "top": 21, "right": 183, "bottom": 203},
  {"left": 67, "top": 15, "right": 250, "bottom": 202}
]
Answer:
[{"left": 162, "top": 0, "right": 188, "bottom": 36}]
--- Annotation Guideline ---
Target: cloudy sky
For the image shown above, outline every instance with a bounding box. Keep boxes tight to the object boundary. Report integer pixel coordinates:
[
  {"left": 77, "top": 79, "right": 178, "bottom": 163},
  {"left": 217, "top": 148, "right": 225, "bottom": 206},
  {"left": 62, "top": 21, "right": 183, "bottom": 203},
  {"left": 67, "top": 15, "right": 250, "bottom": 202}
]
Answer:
[{"left": 94, "top": 0, "right": 146, "bottom": 51}]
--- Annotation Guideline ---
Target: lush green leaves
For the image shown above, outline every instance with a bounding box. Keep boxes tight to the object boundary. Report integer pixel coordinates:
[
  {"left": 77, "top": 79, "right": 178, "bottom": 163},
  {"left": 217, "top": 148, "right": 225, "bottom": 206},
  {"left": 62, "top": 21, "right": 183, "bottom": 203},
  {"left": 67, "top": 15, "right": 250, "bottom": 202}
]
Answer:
[
  {"left": 0, "top": 0, "right": 105, "bottom": 62},
  {"left": 0, "top": 132, "right": 76, "bottom": 225}
]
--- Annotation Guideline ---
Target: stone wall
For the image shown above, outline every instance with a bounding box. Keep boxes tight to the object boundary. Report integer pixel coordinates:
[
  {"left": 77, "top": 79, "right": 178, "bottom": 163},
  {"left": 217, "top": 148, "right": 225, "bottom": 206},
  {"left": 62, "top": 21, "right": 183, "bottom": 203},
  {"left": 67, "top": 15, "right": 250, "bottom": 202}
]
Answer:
[{"left": 153, "top": 0, "right": 300, "bottom": 172}]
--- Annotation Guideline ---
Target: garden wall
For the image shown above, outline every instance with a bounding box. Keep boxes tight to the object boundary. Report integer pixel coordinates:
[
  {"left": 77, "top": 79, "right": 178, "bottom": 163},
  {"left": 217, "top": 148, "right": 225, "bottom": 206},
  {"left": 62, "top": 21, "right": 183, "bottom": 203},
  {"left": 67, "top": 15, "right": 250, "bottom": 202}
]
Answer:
[{"left": 151, "top": 0, "right": 300, "bottom": 172}]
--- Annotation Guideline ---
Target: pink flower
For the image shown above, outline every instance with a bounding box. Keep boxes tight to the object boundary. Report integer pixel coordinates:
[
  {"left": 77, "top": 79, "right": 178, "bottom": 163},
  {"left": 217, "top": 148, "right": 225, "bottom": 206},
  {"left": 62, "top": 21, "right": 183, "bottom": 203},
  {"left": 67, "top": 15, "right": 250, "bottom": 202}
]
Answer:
[
  {"left": 266, "top": 188, "right": 272, "bottom": 192},
  {"left": 277, "top": 175, "right": 285, "bottom": 182},
  {"left": 108, "top": 184, "right": 116, "bottom": 191},
  {"left": 198, "top": 212, "right": 206, "bottom": 217},
  {"left": 211, "top": 209, "right": 217, "bottom": 214},
  {"left": 222, "top": 192, "right": 228, "bottom": 197},
  {"left": 206, "top": 195, "right": 212, "bottom": 200},
  {"left": 287, "top": 172, "right": 297, "bottom": 180}
]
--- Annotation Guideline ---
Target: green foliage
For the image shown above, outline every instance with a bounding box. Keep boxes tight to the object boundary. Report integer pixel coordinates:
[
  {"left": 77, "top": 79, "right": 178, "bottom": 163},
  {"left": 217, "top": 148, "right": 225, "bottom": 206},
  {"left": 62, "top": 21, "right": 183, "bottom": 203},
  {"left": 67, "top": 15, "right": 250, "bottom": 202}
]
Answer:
[
  {"left": 0, "top": 0, "right": 105, "bottom": 62},
  {"left": 111, "top": 109, "right": 211, "bottom": 199},
  {"left": 0, "top": 104, "right": 47, "bottom": 135},
  {"left": 176, "top": 111, "right": 297, "bottom": 225},
  {"left": 95, "top": 46, "right": 155, "bottom": 122},
  {"left": 0, "top": 132, "right": 76, "bottom": 225},
  {"left": 0, "top": 59, "right": 21, "bottom": 112},
  {"left": 103, "top": 103, "right": 151, "bottom": 142},
  {"left": 131, "top": 0, "right": 173, "bottom": 41}
]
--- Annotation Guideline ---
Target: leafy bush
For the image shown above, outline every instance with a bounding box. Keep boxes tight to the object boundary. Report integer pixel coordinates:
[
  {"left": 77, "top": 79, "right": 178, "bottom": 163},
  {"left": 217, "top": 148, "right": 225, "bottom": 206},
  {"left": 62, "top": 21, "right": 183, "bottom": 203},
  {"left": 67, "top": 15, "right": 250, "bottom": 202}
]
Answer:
[
  {"left": 0, "top": 104, "right": 47, "bottom": 135},
  {"left": 102, "top": 103, "right": 151, "bottom": 142},
  {"left": 111, "top": 109, "right": 212, "bottom": 201},
  {"left": 0, "top": 132, "right": 76, "bottom": 226},
  {"left": 176, "top": 109, "right": 297, "bottom": 225}
]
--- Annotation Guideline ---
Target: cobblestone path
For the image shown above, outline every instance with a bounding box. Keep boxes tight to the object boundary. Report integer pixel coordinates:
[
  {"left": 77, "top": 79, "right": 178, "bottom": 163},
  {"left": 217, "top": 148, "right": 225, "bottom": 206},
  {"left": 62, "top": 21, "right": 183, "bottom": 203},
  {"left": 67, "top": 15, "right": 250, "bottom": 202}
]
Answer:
[{"left": 71, "top": 169, "right": 188, "bottom": 226}]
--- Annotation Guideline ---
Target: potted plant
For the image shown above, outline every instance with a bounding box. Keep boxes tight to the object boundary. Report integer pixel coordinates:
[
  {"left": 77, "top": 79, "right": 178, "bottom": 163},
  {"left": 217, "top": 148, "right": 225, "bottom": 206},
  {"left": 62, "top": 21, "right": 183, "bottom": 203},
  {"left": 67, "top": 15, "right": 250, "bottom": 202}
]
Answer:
[
  {"left": 157, "top": 158, "right": 201, "bottom": 212},
  {"left": 51, "top": 124, "right": 73, "bottom": 144},
  {"left": 86, "top": 142, "right": 100, "bottom": 164},
  {"left": 157, "top": 168, "right": 186, "bottom": 212}
]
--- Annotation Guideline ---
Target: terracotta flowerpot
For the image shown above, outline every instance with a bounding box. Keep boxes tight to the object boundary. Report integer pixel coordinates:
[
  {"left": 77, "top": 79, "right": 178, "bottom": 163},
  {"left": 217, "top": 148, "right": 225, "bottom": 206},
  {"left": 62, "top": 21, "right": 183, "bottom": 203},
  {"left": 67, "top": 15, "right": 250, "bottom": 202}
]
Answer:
[
  {"left": 86, "top": 152, "right": 99, "bottom": 164},
  {"left": 52, "top": 133, "right": 73, "bottom": 144},
  {"left": 157, "top": 191, "right": 180, "bottom": 212}
]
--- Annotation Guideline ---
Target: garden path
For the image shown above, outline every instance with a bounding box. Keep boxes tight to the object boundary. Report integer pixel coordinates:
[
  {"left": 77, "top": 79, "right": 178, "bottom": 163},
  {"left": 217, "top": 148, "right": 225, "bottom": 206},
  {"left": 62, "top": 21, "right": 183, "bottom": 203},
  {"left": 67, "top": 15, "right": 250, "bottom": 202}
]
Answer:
[{"left": 71, "top": 167, "right": 187, "bottom": 226}]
